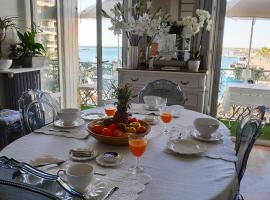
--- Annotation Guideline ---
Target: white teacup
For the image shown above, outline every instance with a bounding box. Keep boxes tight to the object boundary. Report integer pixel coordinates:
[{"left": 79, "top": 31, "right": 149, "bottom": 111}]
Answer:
[
  {"left": 193, "top": 118, "right": 220, "bottom": 138},
  {"left": 58, "top": 108, "right": 80, "bottom": 126},
  {"left": 57, "top": 163, "right": 93, "bottom": 192}
]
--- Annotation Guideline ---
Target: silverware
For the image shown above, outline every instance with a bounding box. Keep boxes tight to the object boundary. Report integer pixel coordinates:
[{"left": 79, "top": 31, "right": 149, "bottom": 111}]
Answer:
[
  {"left": 94, "top": 172, "right": 106, "bottom": 176},
  {"left": 34, "top": 160, "right": 66, "bottom": 168},
  {"left": 48, "top": 129, "right": 71, "bottom": 133},
  {"left": 102, "top": 187, "right": 119, "bottom": 200}
]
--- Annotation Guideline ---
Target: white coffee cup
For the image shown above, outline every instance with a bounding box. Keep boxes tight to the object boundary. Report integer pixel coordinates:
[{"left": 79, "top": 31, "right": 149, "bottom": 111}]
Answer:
[
  {"left": 57, "top": 163, "right": 93, "bottom": 192},
  {"left": 57, "top": 108, "right": 80, "bottom": 126}
]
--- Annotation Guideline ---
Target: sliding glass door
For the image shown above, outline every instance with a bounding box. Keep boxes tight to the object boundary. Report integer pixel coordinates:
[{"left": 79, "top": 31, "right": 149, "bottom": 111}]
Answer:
[{"left": 78, "top": 0, "right": 122, "bottom": 109}]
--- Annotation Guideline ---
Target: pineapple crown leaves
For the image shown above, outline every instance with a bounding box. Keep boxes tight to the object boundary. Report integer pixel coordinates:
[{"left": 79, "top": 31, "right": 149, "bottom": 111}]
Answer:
[{"left": 113, "top": 83, "right": 133, "bottom": 110}]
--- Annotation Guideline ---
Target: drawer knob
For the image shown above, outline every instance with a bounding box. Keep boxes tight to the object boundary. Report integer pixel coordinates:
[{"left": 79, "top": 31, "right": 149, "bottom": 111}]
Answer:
[
  {"left": 131, "top": 78, "right": 139, "bottom": 82},
  {"left": 181, "top": 81, "right": 189, "bottom": 85}
]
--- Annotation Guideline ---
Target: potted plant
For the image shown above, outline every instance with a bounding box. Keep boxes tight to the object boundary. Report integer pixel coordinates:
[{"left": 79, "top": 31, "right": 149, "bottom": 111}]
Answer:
[
  {"left": 0, "top": 16, "right": 17, "bottom": 70},
  {"left": 16, "top": 26, "right": 46, "bottom": 68},
  {"left": 178, "top": 9, "right": 212, "bottom": 72},
  {"left": 188, "top": 46, "right": 201, "bottom": 72}
]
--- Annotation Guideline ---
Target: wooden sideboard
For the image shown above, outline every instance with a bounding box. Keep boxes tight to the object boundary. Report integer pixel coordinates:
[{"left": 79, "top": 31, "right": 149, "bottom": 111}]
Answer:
[{"left": 118, "top": 69, "right": 207, "bottom": 113}]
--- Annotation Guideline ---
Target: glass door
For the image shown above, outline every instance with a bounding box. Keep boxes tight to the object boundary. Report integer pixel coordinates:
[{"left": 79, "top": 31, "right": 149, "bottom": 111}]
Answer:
[
  {"left": 31, "top": 0, "right": 63, "bottom": 104},
  {"left": 78, "top": 0, "right": 123, "bottom": 109}
]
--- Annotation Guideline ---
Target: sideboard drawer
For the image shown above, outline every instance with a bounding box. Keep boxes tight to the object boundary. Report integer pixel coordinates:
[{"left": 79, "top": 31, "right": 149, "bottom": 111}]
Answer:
[
  {"left": 175, "top": 78, "right": 199, "bottom": 89},
  {"left": 185, "top": 93, "right": 198, "bottom": 107}
]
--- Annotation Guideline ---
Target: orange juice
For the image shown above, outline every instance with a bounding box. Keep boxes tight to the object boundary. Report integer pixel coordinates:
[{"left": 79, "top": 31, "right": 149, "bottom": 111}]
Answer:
[
  {"left": 104, "top": 107, "right": 116, "bottom": 117},
  {"left": 129, "top": 139, "right": 147, "bottom": 157},
  {"left": 160, "top": 112, "right": 173, "bottom": 123}
]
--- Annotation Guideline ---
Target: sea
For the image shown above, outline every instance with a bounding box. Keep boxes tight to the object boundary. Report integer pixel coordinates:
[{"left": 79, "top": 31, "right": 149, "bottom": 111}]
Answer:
[{"left": 79, "top": 46, "right": 238, "bottom": 98}]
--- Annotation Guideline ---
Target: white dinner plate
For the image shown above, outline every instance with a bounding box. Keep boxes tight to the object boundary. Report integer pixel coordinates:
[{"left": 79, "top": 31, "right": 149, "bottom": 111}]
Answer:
[
  {"left": 81, "top": 112, "right": 105, "bottom": 121},
  {"left": 191, "top": 129, "right": 223, "bottom": 142},
  {"left": 54, "top": 119, "right": 84, "bottom": 128},
  {"left": 168, "top": 140, "right": 207, "bottom": 155},
  {"left": 96, "top": 154, "right": 124, "bottom": 167}
]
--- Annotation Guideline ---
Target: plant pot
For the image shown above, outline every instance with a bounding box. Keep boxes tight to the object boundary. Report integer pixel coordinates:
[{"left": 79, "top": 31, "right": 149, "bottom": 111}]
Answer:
[
  {"left": 188, "top": 60, "right": 200, "bottom": 72},
  {"left": 20, "top": 56, "right": 46, "bottom": 68},
  {"left": 0, "top": 59, "right": 12, "bottom": 70},
  {"left": 127, "top": 46, "right": 139, "bottom": 69}
]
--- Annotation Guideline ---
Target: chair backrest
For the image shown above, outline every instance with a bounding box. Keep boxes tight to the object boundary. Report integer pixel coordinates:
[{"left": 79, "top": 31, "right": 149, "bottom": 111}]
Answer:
[
  {"left": 24, "top": 101, "right": 57, "bottom": 133},
  {"left": 139, "top": 79, "right": 186, "bottom": 106},
  {"left": 18, "top": 90, "right": 60, "bottom": 133},
  {"left": 235, "top": 118, "right": 260, "bottom": 183}
]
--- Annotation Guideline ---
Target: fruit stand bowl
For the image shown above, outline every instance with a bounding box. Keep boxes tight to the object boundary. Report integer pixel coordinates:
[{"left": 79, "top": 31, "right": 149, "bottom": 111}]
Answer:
[{"left": 87, "top": 119, "right": 151, "bottom": 146}]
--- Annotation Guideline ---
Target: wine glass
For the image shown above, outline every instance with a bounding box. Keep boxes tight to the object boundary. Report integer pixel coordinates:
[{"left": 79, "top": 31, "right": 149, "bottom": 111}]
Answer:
[
  {"left": 155, "top": 97, "right": 167, "bottom": 111},
  {"left": 160, "top": 108, "right": 173, "bottom": 135},
  {"left": 128, "top": 133, "right": 147, "bottom": 174},
  {"left": 104, "top": 103, "right": 116, "bottom": 117}
]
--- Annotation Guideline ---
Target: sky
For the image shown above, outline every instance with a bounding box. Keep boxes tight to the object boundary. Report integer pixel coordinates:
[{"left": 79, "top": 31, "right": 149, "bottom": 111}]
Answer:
[{"left": 78, "top": 0, "right": 270, "bottom": 49}]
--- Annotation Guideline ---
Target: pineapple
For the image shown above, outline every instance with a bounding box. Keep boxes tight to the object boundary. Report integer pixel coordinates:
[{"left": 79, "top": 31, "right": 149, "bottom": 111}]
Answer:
[{"left": 113, "top": 84, "right": 133, "bottom": 124}]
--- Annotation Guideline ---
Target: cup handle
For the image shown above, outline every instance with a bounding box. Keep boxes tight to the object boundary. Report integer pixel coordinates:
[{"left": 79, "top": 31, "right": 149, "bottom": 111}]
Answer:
[{"left": 57, "top": 170, "right": 67, "bottom": 182}]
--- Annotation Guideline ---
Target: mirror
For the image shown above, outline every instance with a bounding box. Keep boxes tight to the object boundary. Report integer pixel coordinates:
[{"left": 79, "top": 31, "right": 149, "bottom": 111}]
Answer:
[{"left": 151, "top": 0, "right": 196, "bottom": 64}]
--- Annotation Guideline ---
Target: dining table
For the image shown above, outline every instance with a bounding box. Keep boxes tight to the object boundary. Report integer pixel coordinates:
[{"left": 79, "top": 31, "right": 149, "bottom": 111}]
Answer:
[{"left": 0, "top": 105, "right": 238, "bottom": 200}]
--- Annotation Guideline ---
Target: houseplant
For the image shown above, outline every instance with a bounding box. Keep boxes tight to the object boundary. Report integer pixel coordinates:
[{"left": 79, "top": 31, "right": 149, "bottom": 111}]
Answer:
[
  {"left": 0, "top": 16, "right": 17, "bottom": 70},
  {"left": 102, "top": 0, "right": 170, "bottom": 69},
  {"left": 16, "top": 26, "right": 46, "bottom": 68},
  {"left": 178, "top": 9, "right": 212, "bottom": 72}
]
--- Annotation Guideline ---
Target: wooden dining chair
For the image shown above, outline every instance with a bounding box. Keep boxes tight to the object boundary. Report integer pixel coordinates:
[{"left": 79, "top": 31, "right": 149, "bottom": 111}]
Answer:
[{"left": 139, "top": 79, "right": 186, "bottom": 106}]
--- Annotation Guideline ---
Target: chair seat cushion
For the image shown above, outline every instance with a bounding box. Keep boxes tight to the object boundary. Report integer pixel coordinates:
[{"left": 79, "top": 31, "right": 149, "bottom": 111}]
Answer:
[{"left": 0, "top": 109, "right": 21, "bottom": 127}]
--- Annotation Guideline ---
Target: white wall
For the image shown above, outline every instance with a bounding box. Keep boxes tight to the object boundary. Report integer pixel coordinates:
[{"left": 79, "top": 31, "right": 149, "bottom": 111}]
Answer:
[{"left": 0, "top": 0, "right": 26, "bottom": 108}]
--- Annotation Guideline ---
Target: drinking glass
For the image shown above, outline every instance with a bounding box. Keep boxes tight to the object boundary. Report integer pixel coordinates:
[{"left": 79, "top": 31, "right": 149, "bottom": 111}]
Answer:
[
  {"left": 128, "top": 133, "right": 147, "bottom": 174},
  {"left": 104, "top": 103, "right": 116, "bottom": 117},
  {"left": 156, "top": 97, "right": 167, "bottom": 111},
  {"left": 160, "top": 108, "right": 173, "bottom": 135}
]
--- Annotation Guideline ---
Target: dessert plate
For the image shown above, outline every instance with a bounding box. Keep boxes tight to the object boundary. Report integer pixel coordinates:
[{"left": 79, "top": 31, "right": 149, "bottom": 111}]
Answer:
[
  {"left": 81, "top": 112, "right": 105, "bottom": 121},
  {"left": 168, "top": 140, "right": 207, "bottom": 155},
  {"left": 191, "top": 129, "right": 223, "bottom": 142},
  {"left": 54, "top": 119, "right": 84, "bottom": 128}
]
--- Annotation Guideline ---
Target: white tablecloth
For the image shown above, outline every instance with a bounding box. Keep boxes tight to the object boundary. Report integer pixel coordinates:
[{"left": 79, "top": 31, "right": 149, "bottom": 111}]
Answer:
[
  {"left": 0, "top": 107, "right": 237, "bottom": 200},
  {"left": 223, "top": 83, "right": 270, "bottom": 112}
]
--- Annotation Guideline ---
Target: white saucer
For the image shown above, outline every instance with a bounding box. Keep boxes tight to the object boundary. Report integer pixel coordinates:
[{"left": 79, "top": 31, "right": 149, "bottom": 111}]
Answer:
[
  {"left": 54, "top": 119, "right": 84, "bottom": 128},
  {"left": 81, "top": 112, "right": 105, "bottom": 121},
  {"left": 168, "top": 140, "right": 207, "bottom": 155},
  {"left": 191, "top": 130, "right": 223, "bottom": 142},
  {"left": 69, "top": 149, "right": 98, "bottom": 161},
  {"left": 96, "top": 154, "right": 123, "bottom": 167},
  {"left": 143, "top": 104, "right": 159, "bottom": 111}
]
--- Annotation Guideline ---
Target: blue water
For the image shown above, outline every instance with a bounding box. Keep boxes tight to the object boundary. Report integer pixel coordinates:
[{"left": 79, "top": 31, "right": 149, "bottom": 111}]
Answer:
[{"left": 79, "top": 46, "right": 122, "bottom": 62}]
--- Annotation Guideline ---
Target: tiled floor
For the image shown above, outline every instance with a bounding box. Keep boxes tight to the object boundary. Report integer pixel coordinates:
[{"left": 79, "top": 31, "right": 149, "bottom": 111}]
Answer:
[{"left": 241, "top": 145, "right": 270, "bottom": 200}]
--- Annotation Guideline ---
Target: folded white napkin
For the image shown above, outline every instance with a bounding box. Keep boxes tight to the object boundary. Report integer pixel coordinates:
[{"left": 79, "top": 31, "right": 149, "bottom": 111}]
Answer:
[
  {"left": 34, "top": 123, "right": 89, "bottom": 139},
  {"left": 167, "top": 126, "right": 237, "bottom": 163},
  {"left": 28, "top": 155, "right": 65, "bottom": 167}
]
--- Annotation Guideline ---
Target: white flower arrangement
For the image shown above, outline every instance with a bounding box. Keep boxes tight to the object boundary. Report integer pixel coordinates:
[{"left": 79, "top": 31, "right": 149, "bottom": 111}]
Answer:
[
  {"left": 178, "top": 9, "right": 212, "bottom": 35},
  {"left": 102, "top": 0, "right": 170, "bottom": 46}
]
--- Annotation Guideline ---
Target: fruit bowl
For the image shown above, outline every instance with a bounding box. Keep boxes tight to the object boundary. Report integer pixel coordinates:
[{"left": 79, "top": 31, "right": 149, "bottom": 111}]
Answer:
[{"left": 87, "top": 119, "right": 151, "bottom": 146}]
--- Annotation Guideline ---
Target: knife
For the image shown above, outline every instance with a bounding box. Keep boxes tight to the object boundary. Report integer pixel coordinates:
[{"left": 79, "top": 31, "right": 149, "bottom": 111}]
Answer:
[{"left": 102, "top": 187, "right": 119, "bottom": 200}]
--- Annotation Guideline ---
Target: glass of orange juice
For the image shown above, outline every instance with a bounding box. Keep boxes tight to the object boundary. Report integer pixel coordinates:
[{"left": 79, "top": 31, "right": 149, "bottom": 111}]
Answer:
[
  {"left": 104, "top": 103, "right": 116, "bottom": 117},
  {"left": 128, "top": 133, "right": 147, "bottom": 174},
  {"left": 160, "top": 109, "right": 173, "bottom": 135}
]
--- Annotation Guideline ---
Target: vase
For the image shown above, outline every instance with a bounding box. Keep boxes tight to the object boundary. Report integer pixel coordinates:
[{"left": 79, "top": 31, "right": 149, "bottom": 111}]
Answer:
[
  {"left": 188, "top": 60, "right": 200, "bottom": 72},
  {"left": 128, "top": 46, "right": 139, "bottom": 69},
  {"left": 0, "top": 59, "right": 12, "bottom": 70}
]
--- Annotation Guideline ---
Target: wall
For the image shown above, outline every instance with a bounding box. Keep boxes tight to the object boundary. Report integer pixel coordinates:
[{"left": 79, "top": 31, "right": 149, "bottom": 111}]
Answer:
[{"left": 0, "top": 0, "right": 26, "bottom": 108}]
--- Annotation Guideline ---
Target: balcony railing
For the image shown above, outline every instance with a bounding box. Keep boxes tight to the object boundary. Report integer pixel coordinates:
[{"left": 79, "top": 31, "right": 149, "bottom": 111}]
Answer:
[{"left": 217, "top": 67, "right": 270, "bottom": 119}]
